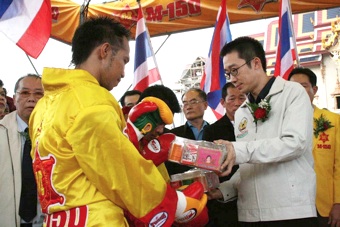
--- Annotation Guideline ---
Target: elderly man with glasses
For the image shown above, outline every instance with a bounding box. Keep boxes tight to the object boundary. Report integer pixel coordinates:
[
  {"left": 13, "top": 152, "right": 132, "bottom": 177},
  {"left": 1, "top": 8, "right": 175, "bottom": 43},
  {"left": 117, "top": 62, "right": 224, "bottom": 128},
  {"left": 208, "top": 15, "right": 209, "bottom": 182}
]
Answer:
[
  {"left": 0, "top": 74, "right": 44, "bottom": 227},
  {"left": 165, "top": 88, "right": 209, "bottom": 176}
]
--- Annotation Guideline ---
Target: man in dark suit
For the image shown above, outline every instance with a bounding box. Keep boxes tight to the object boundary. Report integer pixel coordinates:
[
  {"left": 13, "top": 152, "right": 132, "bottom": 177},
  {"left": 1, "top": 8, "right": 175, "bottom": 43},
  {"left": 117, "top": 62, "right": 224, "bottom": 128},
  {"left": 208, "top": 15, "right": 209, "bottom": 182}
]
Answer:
[
  {"left": 166, "top": 88, "right": 209, "bottom": 175},
  {"left": 203, "top": 82, "right": 245, "bottom": 141},
  {"left": 202, "top": 82, "right": 246, "bottom": 227}
]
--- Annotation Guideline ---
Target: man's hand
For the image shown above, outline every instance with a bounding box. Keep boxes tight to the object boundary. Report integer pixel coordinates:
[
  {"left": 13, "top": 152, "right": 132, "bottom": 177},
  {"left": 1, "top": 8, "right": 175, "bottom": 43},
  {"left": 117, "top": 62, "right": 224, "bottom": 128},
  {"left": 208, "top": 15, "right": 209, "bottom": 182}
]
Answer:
[
  {"left": 214, "top": 140, "right": 236, "bottom": 177},
  {"left": 329, "top": 203, "right": 340, "bottom": 227},
  {"left": 206, "top": 188, "right": 223, "bottom": 200}
]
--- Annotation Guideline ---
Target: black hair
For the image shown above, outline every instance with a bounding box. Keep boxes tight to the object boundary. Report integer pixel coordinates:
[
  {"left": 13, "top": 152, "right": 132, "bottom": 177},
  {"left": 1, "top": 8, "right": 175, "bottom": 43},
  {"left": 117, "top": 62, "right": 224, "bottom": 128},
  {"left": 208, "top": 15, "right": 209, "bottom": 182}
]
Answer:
[
  {"left": 220, "top": 36, "right": 267, "bottom": 72},
  {"left": 221, "top": 82, "right": 236, "bottom": 100},
  {"left": 71, "top": 16, "right": 131, "bottom": 66},
  {"left": 288, "top": 67, "right": 317, "bottom": 86},
  {"left": 139, "top": 85, "right": 181, "bottom": 114},
  {"left": 120, "top": 90, "right": 142, "bottom": 106}
]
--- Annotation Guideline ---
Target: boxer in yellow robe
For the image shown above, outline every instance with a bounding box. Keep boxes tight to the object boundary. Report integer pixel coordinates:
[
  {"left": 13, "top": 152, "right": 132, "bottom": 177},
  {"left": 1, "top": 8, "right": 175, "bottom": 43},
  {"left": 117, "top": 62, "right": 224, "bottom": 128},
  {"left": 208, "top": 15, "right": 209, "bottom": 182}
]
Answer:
[{"left": 29, "top": 17, "right": 207, "bottom": 226}]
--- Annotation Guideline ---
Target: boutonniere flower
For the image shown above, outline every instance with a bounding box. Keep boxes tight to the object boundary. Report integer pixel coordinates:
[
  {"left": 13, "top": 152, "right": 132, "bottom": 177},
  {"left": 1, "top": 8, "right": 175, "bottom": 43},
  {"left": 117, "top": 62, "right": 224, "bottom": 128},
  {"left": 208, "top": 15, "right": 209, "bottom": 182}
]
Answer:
[
  {"left": 19, "top": 131, "right": 31, "bottom": 144},
  {"left": 313, "top": 114, "right": 334, "bottom": 138},
  {"left": 247, "top": 98, "right": 271, "bottom": 125}
]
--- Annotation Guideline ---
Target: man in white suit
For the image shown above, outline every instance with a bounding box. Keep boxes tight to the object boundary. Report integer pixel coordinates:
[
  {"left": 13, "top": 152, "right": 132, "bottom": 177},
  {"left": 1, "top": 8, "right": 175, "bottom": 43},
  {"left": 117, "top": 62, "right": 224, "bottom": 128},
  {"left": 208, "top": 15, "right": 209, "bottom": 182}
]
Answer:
[{"left": 0, "top": 74, "right": 44, "bottom": 227}]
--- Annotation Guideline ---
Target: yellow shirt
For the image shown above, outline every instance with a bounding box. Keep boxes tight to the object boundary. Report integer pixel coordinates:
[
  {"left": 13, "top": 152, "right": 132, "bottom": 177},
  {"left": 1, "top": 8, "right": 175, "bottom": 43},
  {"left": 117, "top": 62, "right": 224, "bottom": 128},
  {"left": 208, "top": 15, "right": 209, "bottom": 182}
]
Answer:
[
  {"left": 30, "top": 68, "right": 172, "bottom": 226},
  {"left": 313, "top": 107, "right": 340, "bottom": 216}
]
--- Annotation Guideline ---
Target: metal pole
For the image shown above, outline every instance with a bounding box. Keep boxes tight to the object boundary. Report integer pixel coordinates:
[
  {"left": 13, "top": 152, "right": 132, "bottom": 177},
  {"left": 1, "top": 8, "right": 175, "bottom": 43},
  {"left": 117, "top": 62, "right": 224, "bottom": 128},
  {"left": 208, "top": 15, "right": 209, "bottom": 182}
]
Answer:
[{"left": 25, "top": 54, "right": 39, "bottom": 75}]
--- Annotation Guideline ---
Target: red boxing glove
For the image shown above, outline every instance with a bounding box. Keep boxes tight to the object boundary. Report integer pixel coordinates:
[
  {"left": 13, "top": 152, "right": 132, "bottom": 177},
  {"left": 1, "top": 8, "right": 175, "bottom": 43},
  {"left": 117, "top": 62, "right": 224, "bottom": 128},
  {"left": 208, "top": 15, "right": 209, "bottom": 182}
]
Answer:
[
  {"left": 175, "top": 182, "right": 209, "bottom": 226},
  {"left": 128, "top": 97, "right": 173, "bottom": 135},
  {"left": 141, "top": 133, "right": 176, "bottom": 166},
  {"left": 134, "top": 183, "right": 208, "bottom": 227},
  {"left": 124, "top": 97, "right": 175, "bottom": 166},
  {"left": 174, "top": 207, "right": 209, "bottom": 227}
]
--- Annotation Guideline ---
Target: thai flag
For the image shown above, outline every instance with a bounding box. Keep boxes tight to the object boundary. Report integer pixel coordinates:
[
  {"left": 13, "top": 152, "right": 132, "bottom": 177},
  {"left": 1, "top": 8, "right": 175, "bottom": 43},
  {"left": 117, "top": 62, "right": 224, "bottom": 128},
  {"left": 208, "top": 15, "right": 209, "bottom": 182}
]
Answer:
[
  {"left": 274, "top": 0, "right": 298, "bottom": 80},
  {"left": 0, "top": 0, "right": 51, "bottom": 59},
  {"left": 200, "top": 0, "right": 231, "bottom": 119},
  {"left": 132, "top": 4, "right": 162, "bottom": 92}
]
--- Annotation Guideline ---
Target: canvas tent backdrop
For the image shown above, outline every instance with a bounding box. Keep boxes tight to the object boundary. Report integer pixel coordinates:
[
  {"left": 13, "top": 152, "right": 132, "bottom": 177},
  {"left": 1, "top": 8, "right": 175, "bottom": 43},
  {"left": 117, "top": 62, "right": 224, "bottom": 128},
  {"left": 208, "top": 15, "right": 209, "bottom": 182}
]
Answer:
[
  {"left": 52, "top": 0, "right": 340, "bottom": 44},
  {"left": 50, "top": 0, "right": 340, "bottom": 99}
]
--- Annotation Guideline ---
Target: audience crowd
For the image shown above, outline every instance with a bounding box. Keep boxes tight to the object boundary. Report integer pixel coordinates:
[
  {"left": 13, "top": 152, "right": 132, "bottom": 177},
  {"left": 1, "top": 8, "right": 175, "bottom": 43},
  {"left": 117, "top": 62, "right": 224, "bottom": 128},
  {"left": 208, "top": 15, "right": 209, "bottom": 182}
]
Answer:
[{"left": 0, "top": 18, "right": 339, "bottom": 227}]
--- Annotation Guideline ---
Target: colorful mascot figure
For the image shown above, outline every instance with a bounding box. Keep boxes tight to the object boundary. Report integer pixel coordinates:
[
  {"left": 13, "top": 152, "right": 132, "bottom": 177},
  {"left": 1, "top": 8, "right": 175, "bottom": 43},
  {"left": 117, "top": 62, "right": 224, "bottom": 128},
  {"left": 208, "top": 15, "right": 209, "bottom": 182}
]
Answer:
[
  {"left": 124, "top": 97, "right": 176, "bottom": 166},
  {"left": 124, "top": 97, "right": 209, "bottom": 226}
]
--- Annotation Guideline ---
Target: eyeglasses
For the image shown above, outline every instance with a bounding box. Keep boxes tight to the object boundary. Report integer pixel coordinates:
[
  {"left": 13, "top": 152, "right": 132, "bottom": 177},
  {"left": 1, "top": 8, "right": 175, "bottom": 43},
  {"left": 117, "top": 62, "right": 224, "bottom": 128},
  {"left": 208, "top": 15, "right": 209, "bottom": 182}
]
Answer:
[
  {"left": 16, "top": 90, "right": 44, "bottom": 99},
  {"left": 182, "top": 99, "right": 206, "bottom": 107},
  {"left": 224, "top": 58, "right": 255, "bottom": 80}
]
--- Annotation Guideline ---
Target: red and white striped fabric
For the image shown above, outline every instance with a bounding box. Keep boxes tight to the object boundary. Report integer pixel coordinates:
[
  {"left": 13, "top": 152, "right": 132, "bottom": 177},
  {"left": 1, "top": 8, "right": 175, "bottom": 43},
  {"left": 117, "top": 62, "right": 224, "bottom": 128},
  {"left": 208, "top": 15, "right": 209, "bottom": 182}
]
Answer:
[
  {"left": 132, "top": 4, "right": 162, "bottom": 92},
  {"left": 274, "top": 0, "right": 298, "bottom": 80},
  {"left": 0, "top": 0, "right": 51, "bottom": 59},
  {"left": 200, "top": 0, "right": 231, "bottom": 119}
]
